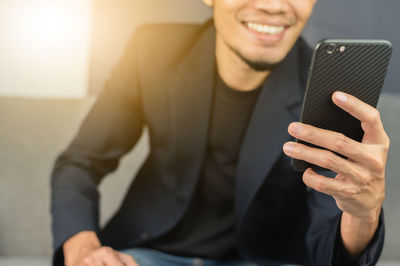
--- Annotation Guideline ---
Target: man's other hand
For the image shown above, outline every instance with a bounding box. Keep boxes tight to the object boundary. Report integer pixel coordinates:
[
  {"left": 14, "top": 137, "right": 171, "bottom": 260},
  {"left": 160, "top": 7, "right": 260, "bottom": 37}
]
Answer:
[{"left": 63, "top": 231, "right": 138, "bottom": 266}]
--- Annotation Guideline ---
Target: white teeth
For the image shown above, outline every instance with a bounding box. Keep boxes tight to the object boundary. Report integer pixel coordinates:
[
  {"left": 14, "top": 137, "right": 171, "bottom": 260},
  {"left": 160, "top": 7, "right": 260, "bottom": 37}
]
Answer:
[{"left": 246, "top": 22, "right": 284, "bottom": 35}]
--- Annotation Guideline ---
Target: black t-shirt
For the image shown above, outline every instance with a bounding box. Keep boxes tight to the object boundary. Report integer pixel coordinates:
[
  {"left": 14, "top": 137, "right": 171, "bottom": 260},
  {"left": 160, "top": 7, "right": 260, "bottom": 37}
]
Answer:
[{"left": 145, "top": 74, "right": 261, "bottom": 260}]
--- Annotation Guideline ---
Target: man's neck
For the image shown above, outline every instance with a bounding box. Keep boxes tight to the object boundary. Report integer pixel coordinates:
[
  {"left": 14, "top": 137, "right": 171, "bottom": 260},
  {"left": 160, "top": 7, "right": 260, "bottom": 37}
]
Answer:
[{"left": 215, "top": 34, "right": 270, "bottom": 92}]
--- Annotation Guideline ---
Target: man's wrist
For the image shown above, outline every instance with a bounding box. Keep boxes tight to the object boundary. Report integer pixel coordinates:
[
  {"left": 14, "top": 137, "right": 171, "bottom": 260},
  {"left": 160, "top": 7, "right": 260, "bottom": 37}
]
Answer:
[
  {"left": 340, "top": 209, "right": 381, "bottom": 260},
  {"left": 342, "top": 207, "right": 381, "bottom": 226}
]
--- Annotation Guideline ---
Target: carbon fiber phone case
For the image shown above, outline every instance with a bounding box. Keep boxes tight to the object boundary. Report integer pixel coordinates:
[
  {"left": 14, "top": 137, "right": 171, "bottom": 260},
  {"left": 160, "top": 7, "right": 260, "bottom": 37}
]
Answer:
[{"left": 291, "top": 39, "right": 392, "bottom": 172}]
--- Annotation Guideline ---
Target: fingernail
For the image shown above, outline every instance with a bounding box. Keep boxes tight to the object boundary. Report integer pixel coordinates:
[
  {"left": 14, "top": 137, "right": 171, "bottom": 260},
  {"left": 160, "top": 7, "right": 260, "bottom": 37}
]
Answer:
[
  {"left": 335, "top": 92, "right": 347, "bottom": 103},
  {"left": 305, "top": 168, "right": 314, "bottom": 175},
  {"left": 289, "top": 123, "right": 302, "bottom": 135},
  {"left": 283, "top": 143, "right": 295, "bottom": 153}
]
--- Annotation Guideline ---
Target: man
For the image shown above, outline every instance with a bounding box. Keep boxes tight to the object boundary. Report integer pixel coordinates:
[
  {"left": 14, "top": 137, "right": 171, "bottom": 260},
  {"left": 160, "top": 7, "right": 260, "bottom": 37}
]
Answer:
[{"left": 51, "top": 0, "right": 388, "bottom": 265}]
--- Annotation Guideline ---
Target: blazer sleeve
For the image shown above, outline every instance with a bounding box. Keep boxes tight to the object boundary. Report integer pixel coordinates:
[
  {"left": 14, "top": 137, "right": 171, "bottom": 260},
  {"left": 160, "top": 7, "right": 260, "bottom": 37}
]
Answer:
[
  {"left": 50, "top": 28, "right": 145, "bottom": 259},
  {"left": 306, "top": 171, "right": 385, "bottom": 266}
]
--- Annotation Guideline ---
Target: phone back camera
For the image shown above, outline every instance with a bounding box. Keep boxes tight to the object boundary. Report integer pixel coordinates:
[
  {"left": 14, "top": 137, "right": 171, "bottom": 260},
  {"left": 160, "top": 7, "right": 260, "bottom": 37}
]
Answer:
[{"left": 326, "top": 44, "right": 336, "bottom": 54}]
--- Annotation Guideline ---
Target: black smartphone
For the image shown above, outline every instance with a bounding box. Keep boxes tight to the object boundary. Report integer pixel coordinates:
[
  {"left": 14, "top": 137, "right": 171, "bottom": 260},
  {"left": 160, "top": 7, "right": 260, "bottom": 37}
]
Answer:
[{"left": 291, "top": 39, "right": 392, "bottom": 172}]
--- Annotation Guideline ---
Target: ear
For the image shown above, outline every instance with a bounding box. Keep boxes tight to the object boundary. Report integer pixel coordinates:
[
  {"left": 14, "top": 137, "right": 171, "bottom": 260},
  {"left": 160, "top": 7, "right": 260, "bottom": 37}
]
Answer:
[{"left": 202, "top": 0, "right": 214, "bottom": 7}]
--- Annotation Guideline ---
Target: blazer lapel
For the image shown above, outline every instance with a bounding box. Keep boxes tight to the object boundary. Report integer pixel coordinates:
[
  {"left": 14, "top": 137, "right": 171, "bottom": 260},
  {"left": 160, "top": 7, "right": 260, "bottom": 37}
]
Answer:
[
  {"left": 235, "top": 41, "right": 306, "bottom": 227},
  {"left": 166, "top": 21, "right": 216, "bottom": 200}
]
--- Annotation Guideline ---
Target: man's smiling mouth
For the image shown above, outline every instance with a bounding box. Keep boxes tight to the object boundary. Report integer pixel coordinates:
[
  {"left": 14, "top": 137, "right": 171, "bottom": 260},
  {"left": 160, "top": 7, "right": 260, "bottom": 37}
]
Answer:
[{"left": 244, "top": 22, "right": 285, "bottom": 35}]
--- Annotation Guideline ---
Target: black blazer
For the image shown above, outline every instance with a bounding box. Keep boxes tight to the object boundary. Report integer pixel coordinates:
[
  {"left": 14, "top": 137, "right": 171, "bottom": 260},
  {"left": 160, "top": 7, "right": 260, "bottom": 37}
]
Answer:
[{"left": 51, "top": 20, "right": 384, "bottom": 265}]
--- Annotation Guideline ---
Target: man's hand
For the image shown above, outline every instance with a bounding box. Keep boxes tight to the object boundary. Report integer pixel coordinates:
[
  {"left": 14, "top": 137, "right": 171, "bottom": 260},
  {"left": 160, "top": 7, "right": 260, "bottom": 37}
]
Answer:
[
  {"left": 282, "top": 91, "right": 389, "bottom": 259},
  {"left": 63, "top": 231, "right": 138, "bottom": 266}
]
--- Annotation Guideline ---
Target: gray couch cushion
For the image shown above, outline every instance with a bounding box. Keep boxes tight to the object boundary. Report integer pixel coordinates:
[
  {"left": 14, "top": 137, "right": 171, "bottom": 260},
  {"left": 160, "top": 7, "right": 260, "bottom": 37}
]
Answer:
[{"left": 0, "top": 257, "right": 51, "bottom": 266}]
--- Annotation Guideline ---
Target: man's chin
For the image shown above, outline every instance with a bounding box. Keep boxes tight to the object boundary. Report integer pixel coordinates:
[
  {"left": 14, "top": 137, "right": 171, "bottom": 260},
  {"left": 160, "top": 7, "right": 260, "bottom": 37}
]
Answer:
[
  {"left": 226, "top": 39, "right": 286, "bottom": 71},
  {"left": 236, "top": 52, "right": 282, "bottom": 72},
  {"left": 243, "top": 58, "right": 281, "bottom": 71}
]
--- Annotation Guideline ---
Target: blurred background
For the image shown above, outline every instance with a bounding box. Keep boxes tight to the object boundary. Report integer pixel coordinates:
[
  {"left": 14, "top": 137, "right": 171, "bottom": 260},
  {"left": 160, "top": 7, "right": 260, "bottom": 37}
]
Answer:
[{"left": 0, "top": 0, "right": 399, "bottom": 265}]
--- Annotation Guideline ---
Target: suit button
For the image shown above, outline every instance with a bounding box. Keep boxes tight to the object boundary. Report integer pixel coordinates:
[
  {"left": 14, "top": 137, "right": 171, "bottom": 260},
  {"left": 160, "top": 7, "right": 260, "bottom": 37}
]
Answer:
[{"left": 140, "top": 232, "right": 149, "bottom": 240}]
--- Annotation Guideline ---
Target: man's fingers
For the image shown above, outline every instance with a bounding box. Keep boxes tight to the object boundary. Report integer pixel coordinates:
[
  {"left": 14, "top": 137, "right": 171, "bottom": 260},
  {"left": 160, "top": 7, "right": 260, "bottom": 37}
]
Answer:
[
  {"left": 116, "top": 252, "right": 139, "bottom": 266},
  {"left": 302, "top": 168, "right": 360, "bottom": 198},
  {"left": 96, "top": 247, "right": 125, "bottom": 266},
  {"left": 283, "top": 141, "right": 361, "bottom": 182},
  {"left": 81, "top": 247, "right": 136, "bottom": 266},
  {"left": 82, "top": 255, "right": 104, "bottom": 266},
  {"left": 332, "top": 91, "right": 388, "bottom": 144},
  {"left": 288, "top": 122, "right": 365, "bottom": 163}
]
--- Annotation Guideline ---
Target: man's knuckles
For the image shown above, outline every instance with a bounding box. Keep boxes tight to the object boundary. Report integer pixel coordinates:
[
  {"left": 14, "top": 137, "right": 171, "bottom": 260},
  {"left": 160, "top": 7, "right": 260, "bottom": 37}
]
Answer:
[
  {"left": 82, "top": 256, "right": 95, "bottom": 266},
  {"left": 80, "top": 246, "right": 119, "bottom": 266},
  {"left": 331, "top": 133, "right": 349, "bottom": 152},
  {"left": 366, "top": 108, "right": 382, "bottom": 125},
  {"left": 98, "top": 246, "right": 114, "bottom": 256}
]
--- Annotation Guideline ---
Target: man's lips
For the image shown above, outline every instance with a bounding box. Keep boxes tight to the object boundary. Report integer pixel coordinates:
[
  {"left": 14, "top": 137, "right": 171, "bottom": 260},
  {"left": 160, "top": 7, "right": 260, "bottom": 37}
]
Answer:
[{"left": 241, "top": 21, "right": 288, "bottom": 43}]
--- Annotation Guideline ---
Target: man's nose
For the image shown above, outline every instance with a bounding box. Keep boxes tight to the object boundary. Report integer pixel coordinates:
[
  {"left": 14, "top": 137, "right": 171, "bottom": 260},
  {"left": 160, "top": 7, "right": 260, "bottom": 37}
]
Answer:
[{"left": 252, "top": 0, "right": 290, "bottom": 14}]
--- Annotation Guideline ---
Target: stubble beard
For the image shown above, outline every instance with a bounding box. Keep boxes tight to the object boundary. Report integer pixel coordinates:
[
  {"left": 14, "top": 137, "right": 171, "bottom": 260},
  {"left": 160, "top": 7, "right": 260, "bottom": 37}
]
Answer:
[{"left": 228, "top": 42, "right": 281, "bottom": 72}]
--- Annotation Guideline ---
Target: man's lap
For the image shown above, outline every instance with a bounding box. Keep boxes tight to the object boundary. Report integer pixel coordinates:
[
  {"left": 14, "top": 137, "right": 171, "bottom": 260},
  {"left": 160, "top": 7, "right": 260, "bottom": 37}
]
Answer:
[
  {"left": 119, "top": 247, "right": 257, "bottom": 266},
  {"left": 120, "top": 248, "right": 303, "bottom": 266}
]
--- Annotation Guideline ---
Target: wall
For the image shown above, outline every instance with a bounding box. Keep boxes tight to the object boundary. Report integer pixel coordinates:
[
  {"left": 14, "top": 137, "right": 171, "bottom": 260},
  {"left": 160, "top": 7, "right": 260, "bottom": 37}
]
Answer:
[
  {"left": 89, "top": 0, "right": 212, "bottom": 94},
  {"left": 0, "top": 0, "right": 92, "bottom": 98}
]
